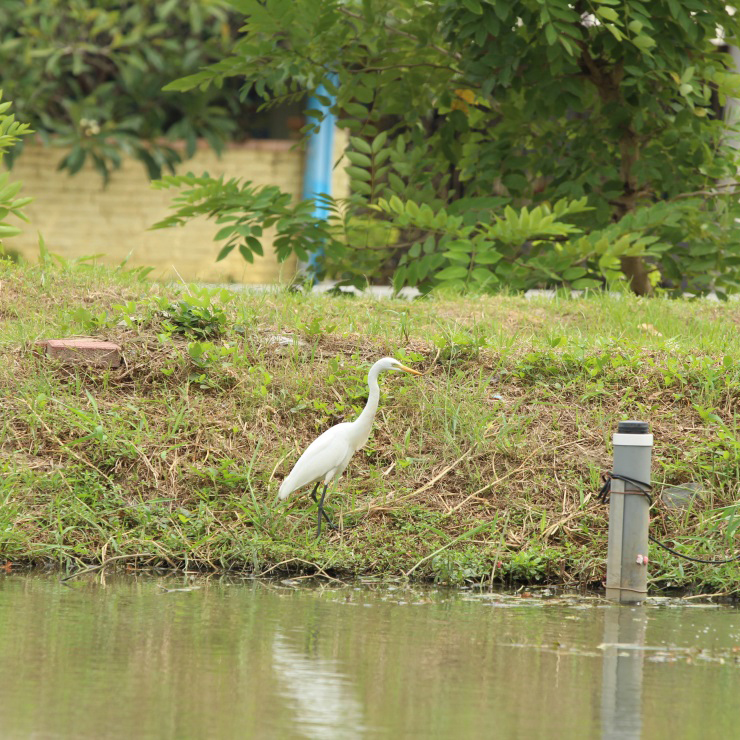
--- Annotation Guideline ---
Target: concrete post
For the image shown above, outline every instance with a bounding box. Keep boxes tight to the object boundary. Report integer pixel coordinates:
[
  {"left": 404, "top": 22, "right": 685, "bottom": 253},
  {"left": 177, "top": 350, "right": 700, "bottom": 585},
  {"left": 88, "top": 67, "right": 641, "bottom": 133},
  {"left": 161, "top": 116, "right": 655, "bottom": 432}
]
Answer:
[{"left": 605, "top": 421, "right": 653, "bottom": 603}]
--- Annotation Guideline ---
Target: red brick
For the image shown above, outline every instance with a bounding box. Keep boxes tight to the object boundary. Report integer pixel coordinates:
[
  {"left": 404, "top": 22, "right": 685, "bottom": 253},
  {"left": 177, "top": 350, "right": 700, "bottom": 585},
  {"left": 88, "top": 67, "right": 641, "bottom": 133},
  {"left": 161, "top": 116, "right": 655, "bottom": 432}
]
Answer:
[{"left": 36, "top": 339, "right": 122, "bottom": 368}]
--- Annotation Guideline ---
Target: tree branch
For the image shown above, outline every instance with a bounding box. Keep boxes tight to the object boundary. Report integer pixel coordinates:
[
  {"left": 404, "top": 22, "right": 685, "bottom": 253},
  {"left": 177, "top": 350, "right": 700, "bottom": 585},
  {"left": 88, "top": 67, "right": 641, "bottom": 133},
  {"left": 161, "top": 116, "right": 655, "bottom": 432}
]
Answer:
[
  {"left": 670, "top": 184, "right": 740, "bottom": 201},
  {"left": 361, "top": 62, "right": 463, "bottom": 73}
]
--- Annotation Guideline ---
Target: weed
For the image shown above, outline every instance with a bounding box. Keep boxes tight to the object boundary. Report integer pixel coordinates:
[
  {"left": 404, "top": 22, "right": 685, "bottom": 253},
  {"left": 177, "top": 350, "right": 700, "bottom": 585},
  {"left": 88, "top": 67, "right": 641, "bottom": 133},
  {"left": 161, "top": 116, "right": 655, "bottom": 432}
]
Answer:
[
  {"left": 432, "top": 330, "right": 487, "bottom": 364},
  {"left": 502, "top": 546, "right": 563, "bottom": 584},
  {"left": 159, "top": 285, "right": 234, "bottom": 338},
  {"left": 298, "top": 315, "right": 337, "bottom": 337},
  {"left": 390, "top": 505, "right": 446, "bottom": 535},
  {"left": 432, "top": 547, "right": 492, "bottom": 586},
  {"left": 65, "top": 306, "right": 111, "bottom": 333}
]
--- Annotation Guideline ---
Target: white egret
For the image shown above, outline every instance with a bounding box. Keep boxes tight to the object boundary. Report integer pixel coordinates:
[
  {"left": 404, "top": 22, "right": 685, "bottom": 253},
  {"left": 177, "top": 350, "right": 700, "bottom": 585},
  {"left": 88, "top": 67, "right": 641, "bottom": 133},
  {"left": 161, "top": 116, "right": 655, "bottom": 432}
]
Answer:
[{"left": 279, "top": 357, "right": 422, "bottom": 536}]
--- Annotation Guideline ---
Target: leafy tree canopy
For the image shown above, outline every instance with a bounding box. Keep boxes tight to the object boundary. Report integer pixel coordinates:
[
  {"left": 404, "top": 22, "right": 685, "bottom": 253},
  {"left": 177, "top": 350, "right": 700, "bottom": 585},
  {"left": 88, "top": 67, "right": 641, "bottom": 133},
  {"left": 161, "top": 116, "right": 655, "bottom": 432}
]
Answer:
[
  {"left": 0, "top": 0, "right": 257, "bottom": 182},
  {"left": 164, "top": 1, "right": 740, "bottom": 294}
]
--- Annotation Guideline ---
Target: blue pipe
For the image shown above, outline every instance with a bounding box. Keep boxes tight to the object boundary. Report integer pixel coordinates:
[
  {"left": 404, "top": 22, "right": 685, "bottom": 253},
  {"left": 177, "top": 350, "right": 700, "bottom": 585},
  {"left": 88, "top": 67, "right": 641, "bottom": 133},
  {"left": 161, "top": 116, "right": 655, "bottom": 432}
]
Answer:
[{"left": 302, "top": 82, "right": 336, "bottom": 275}]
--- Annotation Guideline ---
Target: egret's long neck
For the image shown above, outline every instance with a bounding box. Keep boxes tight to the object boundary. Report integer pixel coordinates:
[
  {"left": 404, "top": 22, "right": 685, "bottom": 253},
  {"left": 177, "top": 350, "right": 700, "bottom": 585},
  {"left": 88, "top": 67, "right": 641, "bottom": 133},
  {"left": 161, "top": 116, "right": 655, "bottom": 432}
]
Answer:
[{"left": 352, "top": 364, "right": 382, "bottom": 439}]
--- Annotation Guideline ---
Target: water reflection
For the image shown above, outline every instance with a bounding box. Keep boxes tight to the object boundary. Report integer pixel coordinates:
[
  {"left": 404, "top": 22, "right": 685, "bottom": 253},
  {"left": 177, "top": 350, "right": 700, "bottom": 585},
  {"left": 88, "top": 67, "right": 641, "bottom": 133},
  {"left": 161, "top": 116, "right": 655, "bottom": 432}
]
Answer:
[
  {"left": 272, "top": 630, "right": 368, "bottom": 739},
  {"left": 600, "top": 606, "right": 647, "bottom": 740},
  {"left": 0, "top": 576, "right": 738, "bottom": 739}
]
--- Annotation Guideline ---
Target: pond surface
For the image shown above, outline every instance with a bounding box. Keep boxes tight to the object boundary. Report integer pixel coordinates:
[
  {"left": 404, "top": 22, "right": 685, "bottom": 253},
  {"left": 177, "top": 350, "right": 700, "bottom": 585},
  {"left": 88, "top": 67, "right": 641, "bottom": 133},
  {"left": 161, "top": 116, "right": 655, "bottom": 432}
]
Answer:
[{"left": 2, "top": 574, "right": 739, "bottom": 739}]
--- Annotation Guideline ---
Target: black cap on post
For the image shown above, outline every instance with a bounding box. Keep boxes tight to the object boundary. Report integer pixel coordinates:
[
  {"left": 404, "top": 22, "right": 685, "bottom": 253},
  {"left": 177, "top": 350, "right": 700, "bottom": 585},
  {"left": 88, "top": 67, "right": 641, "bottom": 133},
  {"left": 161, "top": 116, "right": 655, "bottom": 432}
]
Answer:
[{"left": 617, "top": 420, "right": 650, "bottom": 434}]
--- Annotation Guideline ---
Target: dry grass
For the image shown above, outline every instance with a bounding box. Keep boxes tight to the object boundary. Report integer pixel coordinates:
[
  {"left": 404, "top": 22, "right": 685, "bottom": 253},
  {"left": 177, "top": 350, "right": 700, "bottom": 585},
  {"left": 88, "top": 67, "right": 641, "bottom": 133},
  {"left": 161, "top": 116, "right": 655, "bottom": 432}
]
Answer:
[{"left": 2, "top": 258, "right": 740, "bottom": 591}]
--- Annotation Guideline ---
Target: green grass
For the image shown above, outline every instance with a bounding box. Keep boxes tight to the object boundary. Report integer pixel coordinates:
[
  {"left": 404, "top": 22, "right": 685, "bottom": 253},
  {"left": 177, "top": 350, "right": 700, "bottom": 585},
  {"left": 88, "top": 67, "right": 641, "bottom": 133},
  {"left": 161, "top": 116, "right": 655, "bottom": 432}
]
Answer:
[{"left": 1, "top": 256, "right": 740, "bottom": 593}]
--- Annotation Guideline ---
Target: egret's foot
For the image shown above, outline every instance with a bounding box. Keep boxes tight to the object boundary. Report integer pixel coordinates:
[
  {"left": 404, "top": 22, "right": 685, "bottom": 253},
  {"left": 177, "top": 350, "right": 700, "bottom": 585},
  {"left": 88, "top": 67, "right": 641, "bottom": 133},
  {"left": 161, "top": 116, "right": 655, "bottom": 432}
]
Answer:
[{"left": 319, "top": 509, "right": 338, "bottom": 530}]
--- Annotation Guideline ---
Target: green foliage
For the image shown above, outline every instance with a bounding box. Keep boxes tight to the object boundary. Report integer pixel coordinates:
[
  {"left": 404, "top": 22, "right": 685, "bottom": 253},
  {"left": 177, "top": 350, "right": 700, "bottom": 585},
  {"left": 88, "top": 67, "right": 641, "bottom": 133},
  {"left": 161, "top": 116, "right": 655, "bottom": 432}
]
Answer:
[
  {"left": 67, "top": 306, "right": 110, "bottom": 333},
  {"left": 151, "top": 172, "right": 401, "bottom": 288},
  {"left": 375, "top": 195, "right": 593, "bottom": 292},
  {"left": 185, "top": 340, "right": 239, "bottom": 390},
  {"left": 431, "top": 546, "right": 491, "bottom": 585},
  {"left": 297, "top": 315, "right": 338, "bottom": 337},
  {"left": 158, "top": 0, "right": 740, "bottom": 295},
  {"left": 503, "top": 546, "right": 562, "bottom": 584},
  {"left": 158, "top": 286, "right": 234, "bottom": 339},
  {"left": 72, "top": 284, "right": 235, "bottom": 340},
  {"left": 0, "top": 0, "right": 245, "bottom": 181},
  {"left": 186, "top": 340, "right": 237, "bottom": 367},
  {"left": 0, "top": 91, "right": 32, "bottom": 245},
  {"left": 151, "top": 173, "right": 337, "bottom": 266},
  {"left": 432, "top": 330, "right": 487, "bottom": 363},
  {"left": 692, "top": 405, "right": 740, "bottom": 482}
]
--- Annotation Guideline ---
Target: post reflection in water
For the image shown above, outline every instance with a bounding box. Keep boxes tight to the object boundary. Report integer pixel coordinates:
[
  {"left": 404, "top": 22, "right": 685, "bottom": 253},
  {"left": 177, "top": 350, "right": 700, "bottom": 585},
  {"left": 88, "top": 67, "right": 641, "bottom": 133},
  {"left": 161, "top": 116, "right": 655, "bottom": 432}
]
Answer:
[
  {"left": 271, "top": 630, "right": 368, "bottom": 739},
  {"left": 600, "top": 606, "right": 648, "bottom": 740}
]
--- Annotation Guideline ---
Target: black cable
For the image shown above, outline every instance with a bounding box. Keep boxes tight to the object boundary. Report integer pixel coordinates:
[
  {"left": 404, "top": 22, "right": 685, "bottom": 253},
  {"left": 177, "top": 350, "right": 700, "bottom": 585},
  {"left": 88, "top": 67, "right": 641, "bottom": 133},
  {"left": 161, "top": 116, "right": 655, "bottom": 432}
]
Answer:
[
  {"left": 597, "top": 473, "right": 740, "bottom": 566},
  {"left": 647, "top": 535, "right": 740, "bottom": 564},
  {"left": 598, "top": 472, "right": 653, "bottom": 505}
]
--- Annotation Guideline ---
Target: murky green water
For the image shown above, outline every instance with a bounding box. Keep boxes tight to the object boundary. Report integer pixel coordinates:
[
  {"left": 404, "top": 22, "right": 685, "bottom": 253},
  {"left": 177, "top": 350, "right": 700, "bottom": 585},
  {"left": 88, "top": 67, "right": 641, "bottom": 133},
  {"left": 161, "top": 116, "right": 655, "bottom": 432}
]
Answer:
[{"left": 2, "top": 575, "right": 739, "bottom": 739}]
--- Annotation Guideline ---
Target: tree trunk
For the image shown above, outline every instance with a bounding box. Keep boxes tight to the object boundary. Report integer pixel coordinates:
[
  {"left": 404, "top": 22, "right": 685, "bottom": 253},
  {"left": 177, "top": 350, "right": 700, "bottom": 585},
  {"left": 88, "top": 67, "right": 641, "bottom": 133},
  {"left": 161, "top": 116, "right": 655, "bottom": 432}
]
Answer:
[
  {"left": 616, "top": 127, "right": 653, "bottom": 295},
  {"left": 580, "top": 52, "right": 654, "bottom": 296},
  {"left": 619, "top": 255, "right": 652, "bottom": 296}
]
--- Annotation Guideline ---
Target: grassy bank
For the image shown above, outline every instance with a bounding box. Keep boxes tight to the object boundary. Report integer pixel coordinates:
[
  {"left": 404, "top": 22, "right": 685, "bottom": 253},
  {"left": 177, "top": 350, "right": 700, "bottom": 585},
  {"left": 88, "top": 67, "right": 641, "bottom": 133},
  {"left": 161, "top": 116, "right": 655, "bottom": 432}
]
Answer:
[{"left": 1, "top": 257, "right": 740, "bottom": 593}]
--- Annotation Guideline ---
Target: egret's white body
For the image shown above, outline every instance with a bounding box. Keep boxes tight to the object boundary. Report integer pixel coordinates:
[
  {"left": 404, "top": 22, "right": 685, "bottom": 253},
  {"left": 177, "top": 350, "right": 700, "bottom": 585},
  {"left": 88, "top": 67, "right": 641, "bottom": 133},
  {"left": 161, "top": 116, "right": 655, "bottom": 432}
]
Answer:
[{"left": 279, "top": 357, "right": 421, "bottom": 535}]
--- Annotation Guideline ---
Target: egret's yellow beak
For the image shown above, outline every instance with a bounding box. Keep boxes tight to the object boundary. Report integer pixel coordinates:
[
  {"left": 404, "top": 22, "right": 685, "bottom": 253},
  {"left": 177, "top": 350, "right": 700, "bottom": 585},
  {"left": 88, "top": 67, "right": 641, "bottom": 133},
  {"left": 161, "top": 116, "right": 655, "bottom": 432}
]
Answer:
[{"left": 399, "top": 364, "right": 423, "bottom": 376}]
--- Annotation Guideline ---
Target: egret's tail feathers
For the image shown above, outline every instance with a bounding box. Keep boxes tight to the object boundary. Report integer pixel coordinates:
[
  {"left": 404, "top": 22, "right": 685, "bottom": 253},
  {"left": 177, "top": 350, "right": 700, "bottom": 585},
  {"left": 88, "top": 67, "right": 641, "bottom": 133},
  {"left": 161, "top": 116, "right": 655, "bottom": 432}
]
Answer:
[{"left": 278, "top": 477, "right": 293, "bottom": 500}]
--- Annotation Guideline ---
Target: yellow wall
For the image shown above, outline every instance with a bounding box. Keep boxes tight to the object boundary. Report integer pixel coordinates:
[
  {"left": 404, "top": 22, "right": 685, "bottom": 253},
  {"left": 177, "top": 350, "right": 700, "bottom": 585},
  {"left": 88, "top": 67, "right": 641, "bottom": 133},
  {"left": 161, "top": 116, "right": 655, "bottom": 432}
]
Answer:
[{"left": 6, "top": 136, "right": 347, "bottom": 283}]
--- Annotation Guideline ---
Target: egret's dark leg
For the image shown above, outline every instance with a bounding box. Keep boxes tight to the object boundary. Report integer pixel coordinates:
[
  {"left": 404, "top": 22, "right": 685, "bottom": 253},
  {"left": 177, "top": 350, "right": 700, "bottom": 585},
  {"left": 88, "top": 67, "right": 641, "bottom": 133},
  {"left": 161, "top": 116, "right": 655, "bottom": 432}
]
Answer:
[
  {"left": 315, "top": 482, "right": 336, "bottom": 538},
  {"left": 310, "top": 483, "right": 336, "bottom": 535},
  {"left": 309, "top": 482, "right": 320, "bottom": 507}
]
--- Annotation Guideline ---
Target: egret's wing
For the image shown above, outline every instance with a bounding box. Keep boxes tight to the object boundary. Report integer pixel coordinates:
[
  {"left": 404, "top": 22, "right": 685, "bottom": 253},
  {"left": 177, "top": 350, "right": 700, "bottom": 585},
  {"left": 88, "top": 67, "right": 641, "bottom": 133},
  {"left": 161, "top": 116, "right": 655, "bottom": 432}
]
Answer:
[{"left": 279, "top": 424, "right": 353, "bottom": 499}]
